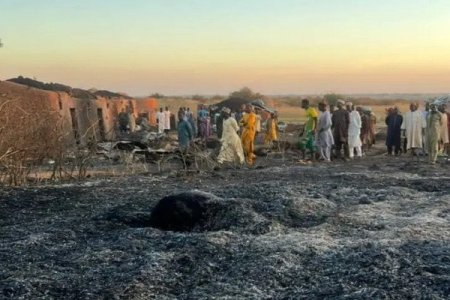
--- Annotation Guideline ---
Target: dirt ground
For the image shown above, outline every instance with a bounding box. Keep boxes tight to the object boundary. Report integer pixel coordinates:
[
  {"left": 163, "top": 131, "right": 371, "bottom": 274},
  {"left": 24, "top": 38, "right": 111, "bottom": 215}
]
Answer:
[{"left": 1, "top": 141, "right": 450, "bottom": 299}]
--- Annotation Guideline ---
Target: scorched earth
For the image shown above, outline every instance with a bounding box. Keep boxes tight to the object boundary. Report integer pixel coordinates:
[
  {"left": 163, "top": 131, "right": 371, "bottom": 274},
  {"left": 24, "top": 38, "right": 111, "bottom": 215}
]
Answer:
[{"left": 1, "top": 157, "right": 449, "bottom": 299}]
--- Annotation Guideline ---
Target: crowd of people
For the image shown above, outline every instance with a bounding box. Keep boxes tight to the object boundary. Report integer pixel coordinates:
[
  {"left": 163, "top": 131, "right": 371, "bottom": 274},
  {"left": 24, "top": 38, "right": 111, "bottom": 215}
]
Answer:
[{"left": 169, "top": 98, "right": 450, "bottom": 167}]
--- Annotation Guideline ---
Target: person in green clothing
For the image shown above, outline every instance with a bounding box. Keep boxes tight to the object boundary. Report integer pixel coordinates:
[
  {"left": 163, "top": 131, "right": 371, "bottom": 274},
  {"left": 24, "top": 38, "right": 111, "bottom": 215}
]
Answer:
[
  {"left": 177, "top": 111, "right": 193, "bottom": 153},
  {"left": 426, "top": 103, "right": 442, "bottom": 164},
  {"left": 299, "top": 99, "right": 318, "bottom": 160}
]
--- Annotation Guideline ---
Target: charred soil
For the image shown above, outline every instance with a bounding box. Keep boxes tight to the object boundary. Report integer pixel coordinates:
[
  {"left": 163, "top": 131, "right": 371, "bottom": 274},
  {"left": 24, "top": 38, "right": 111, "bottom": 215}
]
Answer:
[{"left": 1, "top": 155, "right": 449, "bottom": 299}]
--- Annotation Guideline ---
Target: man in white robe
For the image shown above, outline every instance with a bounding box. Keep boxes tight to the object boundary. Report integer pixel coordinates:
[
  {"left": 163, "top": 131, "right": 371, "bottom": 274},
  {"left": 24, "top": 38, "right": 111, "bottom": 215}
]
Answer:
[
  {"left": 156, "top": 108, "right": 165, "bottom": 134},
  {"left": 438, "top": 103, "right": 449, "bottom": 154},
  {"left": 401, "top": 103, "right": 426, "bottom": 155},
  {"left": 217, "top": 108, "right": 245, "bottom": 165},
  {"left": 163, "top": 107, "right": 171, "bottom": 132},
  {"left": 346, "top": 102, "right": 362, "bottom": 158},
  {"left": 316, "top": 102, "right": 334, "bottom": 162}
]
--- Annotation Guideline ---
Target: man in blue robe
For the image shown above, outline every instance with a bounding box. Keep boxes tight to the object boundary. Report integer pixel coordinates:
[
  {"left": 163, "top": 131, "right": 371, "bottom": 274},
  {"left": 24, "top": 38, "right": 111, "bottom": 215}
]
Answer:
[{"left": 385, "top": 107, "right": 403, "bottom": 156}]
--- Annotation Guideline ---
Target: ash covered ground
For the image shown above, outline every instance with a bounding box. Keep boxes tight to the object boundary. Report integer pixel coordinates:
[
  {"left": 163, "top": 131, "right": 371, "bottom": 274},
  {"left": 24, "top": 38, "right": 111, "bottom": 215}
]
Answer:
[{"left": 1, "top": 155, "right": 450, "bottom": 299}]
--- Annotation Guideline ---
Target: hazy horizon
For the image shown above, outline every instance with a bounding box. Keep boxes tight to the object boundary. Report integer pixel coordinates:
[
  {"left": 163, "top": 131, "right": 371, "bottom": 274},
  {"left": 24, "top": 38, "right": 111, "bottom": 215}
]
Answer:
[{"left": 1, "top": 0, "right": 450, "bottom": 95}]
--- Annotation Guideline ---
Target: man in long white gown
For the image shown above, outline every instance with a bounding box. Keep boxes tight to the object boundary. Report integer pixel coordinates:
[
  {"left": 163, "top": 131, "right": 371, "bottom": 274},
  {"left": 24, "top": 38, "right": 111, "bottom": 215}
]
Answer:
[
  {"left": 438, "top": 103, "right": 449, "bottom": 154},
  {"left": 156, "top": 107, "right": 165, "bottom": 134},
  {"left": 401, "top": 103, "right": 426, "bottom": 155},
  {"left": 346, "top": 102, "right": 362, "bottom": 158},
  {"left": 163, "top": 106, "right": 171, "bottom": 133},
  {"left": 217, "top": 108, "right": 245, "bottom": 165},
  {"left": 316, "top": 102, "right": 334, "bottom": 162}
]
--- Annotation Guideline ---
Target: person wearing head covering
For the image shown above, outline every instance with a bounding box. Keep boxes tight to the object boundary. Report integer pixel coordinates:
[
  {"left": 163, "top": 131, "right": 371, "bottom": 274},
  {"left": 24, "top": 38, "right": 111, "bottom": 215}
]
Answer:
[
  {"left": 331, "top": 100, "right": 350, "bottom": 159},
  {"left": 421, "top": 102, "right": 431, "bottom": 154},
  {"left": 385, "top": 107, "right": 403, "bottom": 155},
  {"left": 217, "top": 107, "right": 245, "bottom": 165},
  {"left": 264, "top": 111, "right": 278, "bottom": 145},
  {"left": 299, "top": 99, "right": 318, "bottom": 160},
  {"left": 186, "top": 107, "right": 197, "bottom": 137},
  {"left": 177, "top": 111, "right": 193, "bottom": 152},
  {"left": 426, "top": 103, "right": 443, "bottom": 164},
  {"left": 438, "top": 103, "right": 449, "bottom": 154},
  {"left": 357, "top": 107, "right": 369, "bottom": 153},
  {"left": 240, "top": 104, "right": 257, "bottom": 165},
  {"left": 401, "top": 102, "right": 426, "bottom": 156},
  {"left": 317, "top": 102, "right": 334, "bottom": 162},
  {"left": 197, "top": 105, "right": 210, "bottom": 139},
  {"left": 346, "top": 101, "right": 362, "bottom": 158}
]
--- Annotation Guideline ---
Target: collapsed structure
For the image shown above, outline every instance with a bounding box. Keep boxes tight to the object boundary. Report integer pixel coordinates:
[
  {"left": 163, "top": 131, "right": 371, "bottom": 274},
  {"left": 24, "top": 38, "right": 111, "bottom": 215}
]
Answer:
[{"left": 0, "top": 78, "right": 158, "bottom": 147}]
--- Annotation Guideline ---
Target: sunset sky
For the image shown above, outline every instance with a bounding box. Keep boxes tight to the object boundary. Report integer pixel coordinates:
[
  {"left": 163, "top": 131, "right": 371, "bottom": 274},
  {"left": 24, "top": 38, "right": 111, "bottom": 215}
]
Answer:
[{"left": 1, "top": 0, "right": 450, "bottom": 95}]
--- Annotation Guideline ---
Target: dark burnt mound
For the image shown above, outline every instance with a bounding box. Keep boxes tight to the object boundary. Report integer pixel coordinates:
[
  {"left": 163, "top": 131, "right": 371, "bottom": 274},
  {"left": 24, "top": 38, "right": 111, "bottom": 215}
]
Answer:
[{"left": 149, "top": 191, "right": 214, "bottom": 232}]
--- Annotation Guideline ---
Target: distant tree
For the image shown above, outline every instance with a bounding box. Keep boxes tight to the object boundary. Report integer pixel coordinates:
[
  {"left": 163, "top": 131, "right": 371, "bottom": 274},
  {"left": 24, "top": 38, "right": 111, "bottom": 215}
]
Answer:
[
  {"left": 210, "top": 95, "right": 225, "bottom": 101},
  {"left": 0, "top": 39, "right": 3, "bottom": 48},
  {"left": 323, "top": 93, "right": 345, "bottom": 106},
  {"left": 191, "top": 94, "right": 205, "bottom": 101},
  {"left": 229, "top": 87, "right": 264, "bottom": 100},
  {"left": 150, "top": 93, "right": 165, "bottom": 99}
]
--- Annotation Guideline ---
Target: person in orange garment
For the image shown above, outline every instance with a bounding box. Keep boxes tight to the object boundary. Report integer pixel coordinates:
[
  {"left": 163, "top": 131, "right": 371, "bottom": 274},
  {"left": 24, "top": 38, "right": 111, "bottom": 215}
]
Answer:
[
  {"left": 240, "top": 104, "right": 257, "bottom": 165},
  {"left": 264, "top": 111, "right": 278, "bottom": 145}
]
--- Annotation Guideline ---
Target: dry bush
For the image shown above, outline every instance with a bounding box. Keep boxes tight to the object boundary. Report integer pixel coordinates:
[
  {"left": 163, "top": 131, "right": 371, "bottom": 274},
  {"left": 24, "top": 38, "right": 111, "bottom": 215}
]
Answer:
[{"left": 0, "top": 96, "right": 62, "bottom": 185}]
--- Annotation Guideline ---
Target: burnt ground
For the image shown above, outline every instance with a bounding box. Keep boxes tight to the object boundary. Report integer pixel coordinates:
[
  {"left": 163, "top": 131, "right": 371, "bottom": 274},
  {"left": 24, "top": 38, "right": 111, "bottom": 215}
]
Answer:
[{"left": 1, "top": 153, "right": 450, "bottom": 299}]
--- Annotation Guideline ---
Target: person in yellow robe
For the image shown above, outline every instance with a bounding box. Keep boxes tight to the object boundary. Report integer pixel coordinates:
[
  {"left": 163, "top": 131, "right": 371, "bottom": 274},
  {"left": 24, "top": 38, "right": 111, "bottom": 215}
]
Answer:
[
  {"left": 264, "top": 112, "right": 278, "bottom": 145},
  {"left": 240, "top": 104, "right": 257, "bottom": 165}
]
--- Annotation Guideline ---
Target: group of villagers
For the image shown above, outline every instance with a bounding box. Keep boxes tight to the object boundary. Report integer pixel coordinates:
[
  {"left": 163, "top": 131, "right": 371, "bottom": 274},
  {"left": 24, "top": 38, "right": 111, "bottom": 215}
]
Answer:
[
  {"left": 388, "top": 101, "right": 449, "bottom": 164},
  {"left": 298, "top": 99, "right": 377, "bottom": 162},
  {"left": 176, "top": 103, "right": 277, "bottom": 166},
  {"left": 216, "top": 104, "right": 278, "bottom": 166},
  {"left": 177, "top": 97, "right": 449, "bottom": 167}
]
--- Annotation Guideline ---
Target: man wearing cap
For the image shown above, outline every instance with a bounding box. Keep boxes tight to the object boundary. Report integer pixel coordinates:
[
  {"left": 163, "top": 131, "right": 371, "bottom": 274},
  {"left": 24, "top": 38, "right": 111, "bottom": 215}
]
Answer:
[
  {"left": 217, "top": 108, "right": 245, "bottom": 165},
  {"left": 426, "top": 103, "right": 443, "bottom": 164},
  {"left": 438, "top": 103, "right": 449, "bottom": 155},
  {"left": 299, "top": 99, "right": 318, "bottom": 160},
  {"left": 346, "top": 101, "right": 362, "bottom": 159},
  {"left": 385, "top": 106, "right": 403, "bottom": 156},
  {"left": 240, "top": 104, "right": 257, "bottom": 166},
  {"left": 317, "top": 102, "right": 334, "bottom": 162},
  {"left": 401, "top": 103, "right": 426, "bottom": 156},
  {"left": 332, "top": 100, "right": 350, "bottom": 159}
]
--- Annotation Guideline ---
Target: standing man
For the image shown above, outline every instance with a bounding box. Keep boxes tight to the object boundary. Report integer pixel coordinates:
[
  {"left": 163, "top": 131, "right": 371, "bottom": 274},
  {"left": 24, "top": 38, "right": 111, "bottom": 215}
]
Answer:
[
  {"left": 426, "top": 103, "right": 442, "bottom": 164},
  {"left": 347, "top": 102, "right": 362, "bottom": 159},
  {"left": 438, "top": 103, "right": 449, "bottom": 154},
  {"left": 198, "top": 105, "right": 210, "bottom": 139},
  {"left": 401, "top": 103, "right": 426, "bottom": 156},
  {"left": 164, "top": 106, "right": 171, "bottom": 133},
  {"left": 299, "top": 99, "right": 318, "bottom": 160},
  {"left": 422, "top": 102, "right": 430, "bottom": 155},
  {"left": 156, "top": 107, "right": 165, "bottom": 134},
  {"left": 368, "top": 108, "right": 377, "bottom": 147},
  {"left": 358, "top": 107, "right": 370, "bottom": 153},
  {"left": 385, "top": 107, "right": 403, "bottom": 156},
  {"left": 317, "top": 102, "right": 334, "bottom": 162},
  {"left": 332, "top": 100, "right": 350, "bottom": 159},
  {"left": 241, "top": 104, "right": 257, "bottom": 166}
]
